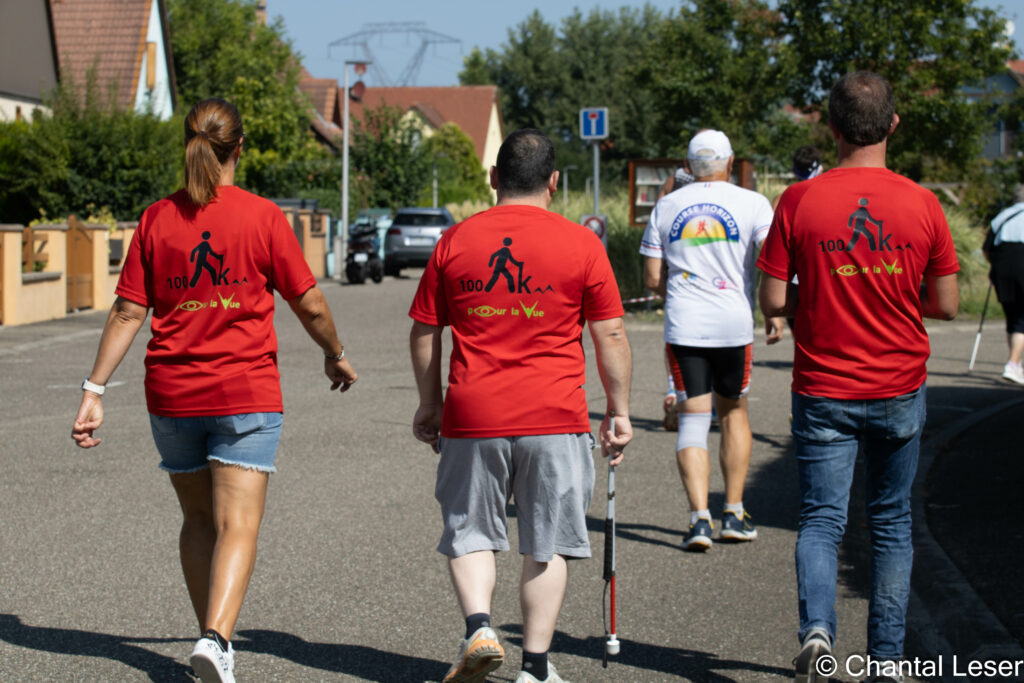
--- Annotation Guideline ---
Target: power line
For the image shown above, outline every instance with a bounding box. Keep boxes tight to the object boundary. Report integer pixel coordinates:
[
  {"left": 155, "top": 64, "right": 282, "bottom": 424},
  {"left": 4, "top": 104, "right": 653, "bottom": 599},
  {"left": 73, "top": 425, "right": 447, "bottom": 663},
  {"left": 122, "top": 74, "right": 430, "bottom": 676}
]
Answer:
[{"left": 328, "top": 22, "right": 461, "bottom": 86}]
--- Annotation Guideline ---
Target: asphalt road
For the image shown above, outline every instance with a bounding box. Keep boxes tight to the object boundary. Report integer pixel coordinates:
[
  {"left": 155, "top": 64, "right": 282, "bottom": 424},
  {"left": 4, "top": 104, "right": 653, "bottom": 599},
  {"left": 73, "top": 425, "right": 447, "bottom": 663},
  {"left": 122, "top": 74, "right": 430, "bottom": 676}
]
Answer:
[{"left": 0, "top": 269, "right": 1020, "bottom": 682}]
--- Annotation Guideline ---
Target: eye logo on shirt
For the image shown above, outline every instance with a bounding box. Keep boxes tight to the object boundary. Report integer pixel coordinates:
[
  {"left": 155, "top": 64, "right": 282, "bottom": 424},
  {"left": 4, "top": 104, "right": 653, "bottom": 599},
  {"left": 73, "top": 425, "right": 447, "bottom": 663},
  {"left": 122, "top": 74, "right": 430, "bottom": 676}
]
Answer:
[{"left": 669, "top": 203, "right": 739, "bottom": 246}]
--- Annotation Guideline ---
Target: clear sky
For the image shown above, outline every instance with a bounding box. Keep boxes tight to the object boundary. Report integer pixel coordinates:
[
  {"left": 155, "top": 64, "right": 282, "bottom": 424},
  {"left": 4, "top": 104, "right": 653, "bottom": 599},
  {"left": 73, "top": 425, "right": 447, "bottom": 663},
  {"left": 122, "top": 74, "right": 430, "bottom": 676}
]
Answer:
[{"left": 270, "top": 0, "right": 1022, "bottom": 88}]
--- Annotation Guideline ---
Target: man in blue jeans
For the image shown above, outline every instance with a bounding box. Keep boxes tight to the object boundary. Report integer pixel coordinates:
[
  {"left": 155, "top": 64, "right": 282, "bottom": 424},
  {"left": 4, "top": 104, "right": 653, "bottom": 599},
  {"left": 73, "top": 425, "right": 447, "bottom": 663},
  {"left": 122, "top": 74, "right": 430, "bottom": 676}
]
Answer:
[{"left": 757, "top": 71, "right": 960, "bottom": 683}]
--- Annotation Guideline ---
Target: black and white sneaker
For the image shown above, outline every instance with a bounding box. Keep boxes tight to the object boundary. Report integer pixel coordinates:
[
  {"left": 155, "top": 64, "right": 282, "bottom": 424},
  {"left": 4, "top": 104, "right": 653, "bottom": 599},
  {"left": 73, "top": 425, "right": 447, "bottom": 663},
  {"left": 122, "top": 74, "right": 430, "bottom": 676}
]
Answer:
[
  {"left": 794, "top": 629, "right": 831, "bottom": 683},
  {"left": 190, "top": 636, "right": 235, "bottom": 683}
]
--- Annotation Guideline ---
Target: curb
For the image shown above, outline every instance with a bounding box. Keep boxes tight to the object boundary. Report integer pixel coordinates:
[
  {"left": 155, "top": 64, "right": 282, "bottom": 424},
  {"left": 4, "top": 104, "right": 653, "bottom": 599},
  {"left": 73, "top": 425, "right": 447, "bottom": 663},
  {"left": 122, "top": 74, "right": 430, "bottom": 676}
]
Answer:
[{"left": 910, "top": 395, "right": 1024, "bottom": 680}]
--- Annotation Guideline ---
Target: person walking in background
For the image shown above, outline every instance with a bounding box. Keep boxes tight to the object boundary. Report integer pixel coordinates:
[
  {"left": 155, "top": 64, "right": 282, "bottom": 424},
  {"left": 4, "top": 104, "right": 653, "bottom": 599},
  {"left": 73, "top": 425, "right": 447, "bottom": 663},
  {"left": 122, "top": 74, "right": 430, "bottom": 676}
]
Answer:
[
  {"left": 409, "top": 129, "right": 632, "bottom": 683},
  {"left": 773, "top": 145, "right": 827, "bottom": 331},
  {"left": 641, "top": 129, "right": 784, "bottom": 553},
  {"left": 984, "top": 184, "right": 1024, "bottom": 385},
  {"left": 758, "top": 72, "right": 959, "bottom": 683},
  {"left": 792, "top": 145, "right": 824, "bottom": 182},
  {"left": 71, "top": 98, "right": 358, "bottom": 683}
]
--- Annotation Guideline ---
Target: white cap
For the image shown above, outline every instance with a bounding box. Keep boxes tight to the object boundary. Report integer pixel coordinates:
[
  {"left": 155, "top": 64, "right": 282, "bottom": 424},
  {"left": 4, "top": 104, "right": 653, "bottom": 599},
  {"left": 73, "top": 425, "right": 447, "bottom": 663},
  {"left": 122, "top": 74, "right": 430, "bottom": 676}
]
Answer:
[{"left": 687, "top": 129, "right": 733, "bottom": 160}]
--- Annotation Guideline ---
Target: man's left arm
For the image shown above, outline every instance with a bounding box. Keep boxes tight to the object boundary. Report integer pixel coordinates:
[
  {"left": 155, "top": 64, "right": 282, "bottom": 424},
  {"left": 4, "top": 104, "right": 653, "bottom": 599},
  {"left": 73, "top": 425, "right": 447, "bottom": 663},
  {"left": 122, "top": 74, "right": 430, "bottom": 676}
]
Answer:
[
  {"left": 589, "top": 317, "right": 632, "bottom": 465},
  {"left": 920, "top": 273, "right": 959, "bottom": 321},
  {"left": 410, "top": 320, "right": 444, "bottom": 453}
]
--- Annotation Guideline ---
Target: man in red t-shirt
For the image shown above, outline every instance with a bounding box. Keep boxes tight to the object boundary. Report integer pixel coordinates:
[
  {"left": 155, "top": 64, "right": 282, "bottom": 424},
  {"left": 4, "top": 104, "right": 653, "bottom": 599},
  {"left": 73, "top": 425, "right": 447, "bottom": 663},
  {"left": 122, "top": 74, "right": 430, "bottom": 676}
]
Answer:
[
  {"left": 757, "top": 72, "right": 959, "bottom": 681},
  {"left": 410, "top": 129, "right": 632, "bottom": 683}
]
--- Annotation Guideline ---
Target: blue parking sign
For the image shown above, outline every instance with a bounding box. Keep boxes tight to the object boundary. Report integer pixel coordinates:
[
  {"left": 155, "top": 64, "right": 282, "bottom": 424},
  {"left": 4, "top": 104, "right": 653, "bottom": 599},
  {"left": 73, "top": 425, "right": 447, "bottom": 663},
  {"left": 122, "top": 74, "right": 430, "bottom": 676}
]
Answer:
[{"left": 580, "top": 108, "right": 609, "bottom": 140}]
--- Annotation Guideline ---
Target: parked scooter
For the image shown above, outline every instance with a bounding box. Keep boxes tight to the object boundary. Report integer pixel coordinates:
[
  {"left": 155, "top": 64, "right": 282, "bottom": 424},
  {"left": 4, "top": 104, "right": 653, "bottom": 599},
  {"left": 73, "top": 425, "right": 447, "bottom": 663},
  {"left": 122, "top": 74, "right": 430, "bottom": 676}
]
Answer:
[{"left": 345, "top": 221, "right": 384, "bottom": 284}]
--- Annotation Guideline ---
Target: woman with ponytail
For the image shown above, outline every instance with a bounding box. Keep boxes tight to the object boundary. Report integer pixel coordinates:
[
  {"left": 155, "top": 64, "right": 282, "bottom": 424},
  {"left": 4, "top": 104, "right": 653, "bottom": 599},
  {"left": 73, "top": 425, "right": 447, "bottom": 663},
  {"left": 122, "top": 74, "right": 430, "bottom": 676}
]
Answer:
[{"left": 71, "top": 98, "right": 358, "bottom": 682}]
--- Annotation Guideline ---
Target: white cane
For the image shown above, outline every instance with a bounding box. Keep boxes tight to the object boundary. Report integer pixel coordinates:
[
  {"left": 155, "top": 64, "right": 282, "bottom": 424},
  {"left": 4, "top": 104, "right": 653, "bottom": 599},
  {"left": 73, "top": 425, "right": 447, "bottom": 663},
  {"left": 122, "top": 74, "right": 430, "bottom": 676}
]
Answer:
[
  {"left": 602, "top": 410, "right": 620, "bottom": 667},
  {"left": 969, "top": 284, "right": 993, "bottom": 372}
]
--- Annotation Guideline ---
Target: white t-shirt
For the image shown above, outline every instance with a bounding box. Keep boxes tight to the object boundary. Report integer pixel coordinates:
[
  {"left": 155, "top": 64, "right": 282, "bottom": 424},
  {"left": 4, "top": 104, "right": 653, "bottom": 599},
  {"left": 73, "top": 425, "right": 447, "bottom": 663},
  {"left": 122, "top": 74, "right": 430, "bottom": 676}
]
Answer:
[{"left": 640, "top": 181, "right": 774, "bottom": 347}]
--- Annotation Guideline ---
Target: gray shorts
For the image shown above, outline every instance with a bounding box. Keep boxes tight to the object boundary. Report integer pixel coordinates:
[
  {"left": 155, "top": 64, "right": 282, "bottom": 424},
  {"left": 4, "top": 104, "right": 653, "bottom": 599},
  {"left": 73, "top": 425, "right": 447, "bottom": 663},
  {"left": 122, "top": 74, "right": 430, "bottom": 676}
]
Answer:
[{"left": 435, "top": 433, "right": 596, "bottom": 562}]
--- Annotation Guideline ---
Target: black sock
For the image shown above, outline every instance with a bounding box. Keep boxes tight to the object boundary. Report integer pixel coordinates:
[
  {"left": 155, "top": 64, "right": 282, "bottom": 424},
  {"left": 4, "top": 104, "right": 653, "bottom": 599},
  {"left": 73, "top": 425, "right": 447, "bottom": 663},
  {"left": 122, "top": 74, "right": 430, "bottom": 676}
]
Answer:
[
  {"left": 522, "top": 650, "right": 548, "bottom": 681},
  {"left": 202, "top": 629, "right": 229, "bottom": 653},
  {"left": 464, "top": 613, "right": 491, "bottom": 639}
]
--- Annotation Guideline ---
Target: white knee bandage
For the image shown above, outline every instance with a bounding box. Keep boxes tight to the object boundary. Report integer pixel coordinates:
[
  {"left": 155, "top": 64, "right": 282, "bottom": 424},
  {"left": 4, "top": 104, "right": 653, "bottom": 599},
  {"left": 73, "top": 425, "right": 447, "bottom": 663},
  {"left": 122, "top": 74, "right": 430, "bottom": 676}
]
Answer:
[{"left": 677, "top": 411, "right": 712, "bottom": 451}]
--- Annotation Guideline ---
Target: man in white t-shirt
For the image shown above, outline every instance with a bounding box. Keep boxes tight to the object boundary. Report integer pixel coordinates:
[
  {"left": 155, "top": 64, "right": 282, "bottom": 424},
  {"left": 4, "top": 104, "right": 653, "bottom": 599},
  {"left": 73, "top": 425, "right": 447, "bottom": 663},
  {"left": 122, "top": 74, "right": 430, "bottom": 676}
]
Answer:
[{"left": 640, "top": 129, "right": 784, "bottom": 552}]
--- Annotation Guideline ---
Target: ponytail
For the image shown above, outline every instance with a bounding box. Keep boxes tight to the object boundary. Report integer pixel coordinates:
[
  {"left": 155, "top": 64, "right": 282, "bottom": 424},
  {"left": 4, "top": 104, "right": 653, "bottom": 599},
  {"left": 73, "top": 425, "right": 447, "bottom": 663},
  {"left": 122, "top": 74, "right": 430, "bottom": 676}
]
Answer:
[{"left": 183, "top": 98, "right": 244, "bottom": 207}]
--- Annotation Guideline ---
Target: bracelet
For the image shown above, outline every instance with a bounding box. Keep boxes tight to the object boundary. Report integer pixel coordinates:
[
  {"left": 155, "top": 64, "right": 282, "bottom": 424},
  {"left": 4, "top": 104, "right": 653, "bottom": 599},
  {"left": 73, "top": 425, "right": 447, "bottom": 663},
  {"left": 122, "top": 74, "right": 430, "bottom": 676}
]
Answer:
[
  {"left": 324, "top": 349, "right": 345, "bottom": 360},
  {"left": 82, "top": 378, "right": 106, "bottom": 395}
]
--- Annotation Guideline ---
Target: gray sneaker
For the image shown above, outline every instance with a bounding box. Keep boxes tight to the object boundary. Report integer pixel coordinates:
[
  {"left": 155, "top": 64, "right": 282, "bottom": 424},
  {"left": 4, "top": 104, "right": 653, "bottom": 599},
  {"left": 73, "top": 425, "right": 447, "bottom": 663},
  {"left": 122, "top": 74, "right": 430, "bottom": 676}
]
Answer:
[
  {"left": 515, "top": 662, "right": 567, "bottom": 683},
  {"left": 443, "top": 626, "right": 504, "bottom": 683},
  {"left": 793, "top": 629, "right": 831, "bottom": 683}
]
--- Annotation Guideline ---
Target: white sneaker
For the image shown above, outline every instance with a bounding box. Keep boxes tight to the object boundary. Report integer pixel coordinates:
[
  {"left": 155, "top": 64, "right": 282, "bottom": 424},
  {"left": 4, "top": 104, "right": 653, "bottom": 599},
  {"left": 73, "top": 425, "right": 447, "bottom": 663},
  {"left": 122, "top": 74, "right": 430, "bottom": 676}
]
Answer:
[
  {"left": 515, "top": 662, "right": 567, "bottom": 683},
  {"left": 442, "top": 626, "right": 504, "bottom": 683},
  {"left": 190, "top": 637, "right": 235, "bottom": 683},
  {"left": 1002, "top": 362, "right": 1024, "bottom": 385}
]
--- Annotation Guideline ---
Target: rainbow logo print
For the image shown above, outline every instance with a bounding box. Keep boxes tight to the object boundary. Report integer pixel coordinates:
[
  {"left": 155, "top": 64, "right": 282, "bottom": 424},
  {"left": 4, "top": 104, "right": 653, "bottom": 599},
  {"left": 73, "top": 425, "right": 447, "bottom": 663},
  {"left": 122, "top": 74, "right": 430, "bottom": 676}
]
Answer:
[{"left": 668, "top": 203, "right": 740, "bottom": 246}]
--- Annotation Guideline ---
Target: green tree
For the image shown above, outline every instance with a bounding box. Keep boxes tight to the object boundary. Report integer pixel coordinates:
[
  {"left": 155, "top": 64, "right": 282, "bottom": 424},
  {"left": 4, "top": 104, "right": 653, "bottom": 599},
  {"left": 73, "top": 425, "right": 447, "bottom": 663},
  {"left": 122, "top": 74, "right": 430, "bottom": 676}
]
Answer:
[
  {"left": 458, "top": 48, "right": 492, "bottom": 86},
  {"left": 0, "top": 72, "right": 179, "bottom": 224},
  {"left": 418, "top": 123, "right": 491, "bottom": 206},
  {"left": 634, "top": 0, "right": 801, "bottom": 162},
  {"left": 460, "top": 8, "right": 667, "bottom": 185},
  {"left": 167, "top": 0, "right": 331, "bottom": 200},
  {"left": 778, "top": 0, "right": 1013, "bottom": 180},
  {"left": 349, "top": 106, "right": 431, "bottom": 212}
]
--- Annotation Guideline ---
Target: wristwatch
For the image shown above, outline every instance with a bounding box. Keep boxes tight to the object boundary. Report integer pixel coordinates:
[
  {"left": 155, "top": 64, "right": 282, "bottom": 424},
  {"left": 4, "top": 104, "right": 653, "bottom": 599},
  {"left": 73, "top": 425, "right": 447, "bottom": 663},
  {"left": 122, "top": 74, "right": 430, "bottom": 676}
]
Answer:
[
  {"left": 324, "top": 349, "right": 345, "bottom": 360},
  {"left": 81, "top": 378, "right": 106, "bottom": 395}
]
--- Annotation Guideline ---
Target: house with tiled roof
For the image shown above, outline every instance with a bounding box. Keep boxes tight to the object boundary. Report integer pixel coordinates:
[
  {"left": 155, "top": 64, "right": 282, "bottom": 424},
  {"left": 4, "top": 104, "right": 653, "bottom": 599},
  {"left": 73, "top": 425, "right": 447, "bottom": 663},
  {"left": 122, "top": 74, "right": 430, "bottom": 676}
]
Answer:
[
  {"left": 963, "top": 59, "right": 1023, "bottom": 159},
  {"left": 353, "top": 86, "right": 504, "bottom": 172},
  {"left": 0, "top": 2, "right": 59, "bottom": 121},
  {"left": 48, "top": 0, "right": 177, "bottom": 119},
  {"left": 298, "top": 75, "right": 505, "bottom": 174}
]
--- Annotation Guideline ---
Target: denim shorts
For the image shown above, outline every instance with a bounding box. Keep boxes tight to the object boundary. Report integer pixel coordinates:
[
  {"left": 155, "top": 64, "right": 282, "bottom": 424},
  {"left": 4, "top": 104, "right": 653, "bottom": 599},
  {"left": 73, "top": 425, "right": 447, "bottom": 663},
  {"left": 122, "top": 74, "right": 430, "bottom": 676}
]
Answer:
[{"left": 149, "top": 412, "right": 283, "bottom": 474}]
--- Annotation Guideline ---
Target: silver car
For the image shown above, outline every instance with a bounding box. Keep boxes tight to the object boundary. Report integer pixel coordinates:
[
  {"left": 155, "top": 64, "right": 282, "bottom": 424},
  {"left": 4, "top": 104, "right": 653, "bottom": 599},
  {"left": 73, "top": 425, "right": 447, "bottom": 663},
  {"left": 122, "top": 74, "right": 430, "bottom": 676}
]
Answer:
[{"left": 383, "top": 207, "right": 455, "bottom": 277}]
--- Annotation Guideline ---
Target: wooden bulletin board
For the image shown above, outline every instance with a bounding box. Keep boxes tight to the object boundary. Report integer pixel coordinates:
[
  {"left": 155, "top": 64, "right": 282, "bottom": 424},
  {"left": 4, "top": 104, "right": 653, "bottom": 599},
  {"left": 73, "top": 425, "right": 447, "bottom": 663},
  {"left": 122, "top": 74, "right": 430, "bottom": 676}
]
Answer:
[{"left": 628, "top": 158, "right": 758, "bottom": 227}]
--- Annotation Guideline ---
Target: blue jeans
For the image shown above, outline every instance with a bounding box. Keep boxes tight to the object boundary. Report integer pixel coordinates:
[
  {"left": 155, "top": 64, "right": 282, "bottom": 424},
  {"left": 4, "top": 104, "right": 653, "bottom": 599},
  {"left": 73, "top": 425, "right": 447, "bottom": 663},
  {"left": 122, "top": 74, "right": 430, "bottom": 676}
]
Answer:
[{"left": 792, "top": 386, "right": 926, "bottom": 660}]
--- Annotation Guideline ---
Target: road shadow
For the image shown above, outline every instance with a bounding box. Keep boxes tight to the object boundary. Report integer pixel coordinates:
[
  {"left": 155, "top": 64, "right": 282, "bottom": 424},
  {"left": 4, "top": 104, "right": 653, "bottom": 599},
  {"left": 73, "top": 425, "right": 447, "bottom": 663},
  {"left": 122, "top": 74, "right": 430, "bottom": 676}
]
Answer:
[
  {"left": 584, "top": 515, "right": 683, "bottom": 551},
  {"left": 0, "top": 614, "right": 191, "bottom": 681},
  {"left": 236, "top": 629, "right": 449, "bottom": 682},
  {"left": 498, "top": 623, "right": 793, "bottom": 681},
  {"left": 587, "top": 411, "right": 665, "bottom": 433}
]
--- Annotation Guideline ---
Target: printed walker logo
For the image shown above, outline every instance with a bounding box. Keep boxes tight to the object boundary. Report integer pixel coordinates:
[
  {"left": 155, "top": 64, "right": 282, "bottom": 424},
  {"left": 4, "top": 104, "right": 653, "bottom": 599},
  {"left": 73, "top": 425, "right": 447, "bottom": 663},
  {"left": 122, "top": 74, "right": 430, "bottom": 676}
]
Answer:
[
  {"left": 461, "top": 237, "right": 554, "bottom": 322},
  {"left": 819, "top": 199, "right": 912, "bottom": 254},
  {"left": 824, "top": 200, "right": 911, "bottom": 279},
  {"left": 174, "top": 230, "right": 248, "bottom": 312},
  {"left": 668, "top": 203, "right": 740, "bottom": 246},
  {"left": 190, "top": 231, "right": 228, "bottom": 286}
]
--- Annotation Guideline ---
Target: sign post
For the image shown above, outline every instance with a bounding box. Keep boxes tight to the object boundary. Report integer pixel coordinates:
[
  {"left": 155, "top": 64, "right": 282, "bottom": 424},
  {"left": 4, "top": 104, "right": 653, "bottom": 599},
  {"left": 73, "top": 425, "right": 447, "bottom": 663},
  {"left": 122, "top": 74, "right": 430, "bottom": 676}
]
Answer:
[
  {"left": 581, "top": 213, "right": 608, "bottom": 248},
  {"left": 579, "top": 107, "right": 609, "bottom": 244}
]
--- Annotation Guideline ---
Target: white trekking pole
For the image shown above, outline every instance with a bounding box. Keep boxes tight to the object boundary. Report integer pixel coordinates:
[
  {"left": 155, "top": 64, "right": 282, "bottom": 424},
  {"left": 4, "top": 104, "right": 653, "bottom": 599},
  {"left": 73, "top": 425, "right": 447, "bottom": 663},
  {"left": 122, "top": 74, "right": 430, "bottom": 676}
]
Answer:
[
  {"left": 969, "top": 284, "right": 993, "bottom": 372},
  {"left": 602, "top": 410, "right": 620, "bottom": 667}
]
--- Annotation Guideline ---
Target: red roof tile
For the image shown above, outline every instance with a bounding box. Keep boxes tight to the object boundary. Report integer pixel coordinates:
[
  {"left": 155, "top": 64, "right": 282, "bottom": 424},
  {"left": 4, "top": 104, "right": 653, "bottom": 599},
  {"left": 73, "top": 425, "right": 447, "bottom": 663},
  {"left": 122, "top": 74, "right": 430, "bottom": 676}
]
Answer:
[
  {"left": 49, "top": 0, "right": 154, "bottom": 110},
  {"left": 298, "top": 77, "right": 340, "bottom": 126}
]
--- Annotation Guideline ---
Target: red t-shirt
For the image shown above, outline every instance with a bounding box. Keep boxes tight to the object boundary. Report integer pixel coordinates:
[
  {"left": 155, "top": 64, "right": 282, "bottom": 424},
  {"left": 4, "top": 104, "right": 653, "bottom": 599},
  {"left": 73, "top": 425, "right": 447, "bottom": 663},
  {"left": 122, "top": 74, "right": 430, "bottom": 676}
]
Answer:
[
  {"left": 409, "top": 204, "right": 625, "bottom": 438},
  {"left": 757, "top": 167, "right": 959, "bottom": 399},
  {"left": 116, "top": 186, "right": 316, "bottom": 416}
]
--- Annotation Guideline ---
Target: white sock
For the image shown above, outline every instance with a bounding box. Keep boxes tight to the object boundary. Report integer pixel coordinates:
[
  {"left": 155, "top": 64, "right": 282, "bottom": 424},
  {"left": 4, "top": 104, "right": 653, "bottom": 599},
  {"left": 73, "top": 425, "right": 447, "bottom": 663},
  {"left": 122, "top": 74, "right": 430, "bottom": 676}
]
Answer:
[
  {"left": 690, "top": 510, "right": 711, "bottom": 525},
  {"left": 725, "top": 502, "right": 744, "bottom": 517}
]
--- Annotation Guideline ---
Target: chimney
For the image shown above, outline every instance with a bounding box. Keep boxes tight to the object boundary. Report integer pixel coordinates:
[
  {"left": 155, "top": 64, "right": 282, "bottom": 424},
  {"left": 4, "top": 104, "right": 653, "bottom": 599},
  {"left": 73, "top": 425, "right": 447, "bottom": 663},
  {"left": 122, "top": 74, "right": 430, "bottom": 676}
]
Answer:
[{"left": 255, "top": 2, "right": 267, "bottom": 26}]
